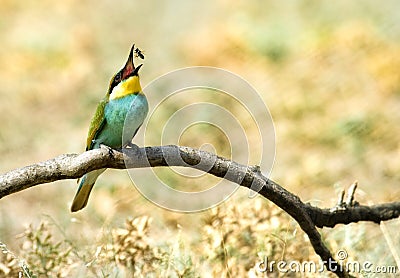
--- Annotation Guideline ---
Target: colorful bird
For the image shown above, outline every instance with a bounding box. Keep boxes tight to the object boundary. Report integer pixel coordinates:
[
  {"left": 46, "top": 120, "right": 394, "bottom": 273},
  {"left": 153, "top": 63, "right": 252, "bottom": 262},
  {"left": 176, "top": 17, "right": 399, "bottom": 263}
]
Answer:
[{"left": 71, "top": 44, "right": 148, "bottom": 212}]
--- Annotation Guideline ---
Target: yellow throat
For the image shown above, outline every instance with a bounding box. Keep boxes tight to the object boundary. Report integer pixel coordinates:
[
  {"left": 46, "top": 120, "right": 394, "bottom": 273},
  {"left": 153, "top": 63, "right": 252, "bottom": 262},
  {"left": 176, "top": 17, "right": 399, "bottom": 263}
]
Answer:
[{"left": 110, "top": 75, "right": 142, "bottom": 100}]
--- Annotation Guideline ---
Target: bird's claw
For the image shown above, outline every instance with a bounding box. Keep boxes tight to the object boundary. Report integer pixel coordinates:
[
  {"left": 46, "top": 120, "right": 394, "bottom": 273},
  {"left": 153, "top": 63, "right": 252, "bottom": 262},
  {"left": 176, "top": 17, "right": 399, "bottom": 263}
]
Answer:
[
  {"left": 100, "top": 144, "right": 115, "bottom": 159},
  {"left": 126, "top": 142, "right": 141, "bottom": 153},
  {"left": 126, "top": 142, "right": 139, "bottom": 149}
]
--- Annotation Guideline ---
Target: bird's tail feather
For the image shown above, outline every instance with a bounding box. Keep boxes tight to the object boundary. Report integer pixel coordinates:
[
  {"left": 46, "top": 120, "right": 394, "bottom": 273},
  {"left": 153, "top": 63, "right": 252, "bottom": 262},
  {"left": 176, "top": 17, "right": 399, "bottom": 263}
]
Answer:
[{"left": 71, "top": 169, "right": 106, "bottom": 212}]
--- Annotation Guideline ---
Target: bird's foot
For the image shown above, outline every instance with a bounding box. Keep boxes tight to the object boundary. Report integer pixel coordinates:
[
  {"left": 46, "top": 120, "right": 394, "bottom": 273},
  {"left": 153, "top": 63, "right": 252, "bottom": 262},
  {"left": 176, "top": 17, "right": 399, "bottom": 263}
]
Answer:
[
  {"left": 123, "top": 142, "right": 142, "bottom": 158},
  {"left": 100, "top": 144, "right": 115, "bottom": 159},
  {"left": 126, "top": 141, "right": 140, "bottom": 151}
]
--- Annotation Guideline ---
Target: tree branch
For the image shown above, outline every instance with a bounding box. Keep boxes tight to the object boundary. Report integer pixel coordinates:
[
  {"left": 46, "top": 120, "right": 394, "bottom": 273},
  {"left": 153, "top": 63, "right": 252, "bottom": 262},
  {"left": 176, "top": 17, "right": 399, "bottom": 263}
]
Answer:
[{"left": 1, "top": 145, "right": 399, "bottom": 277}]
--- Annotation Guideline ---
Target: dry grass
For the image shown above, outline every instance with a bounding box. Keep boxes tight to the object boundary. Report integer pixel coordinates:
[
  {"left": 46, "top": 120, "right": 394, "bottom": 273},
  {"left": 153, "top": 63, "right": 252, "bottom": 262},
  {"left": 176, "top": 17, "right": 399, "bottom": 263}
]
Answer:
[{"left": 1, "top": 198, "right": 332, "bottom": 277}]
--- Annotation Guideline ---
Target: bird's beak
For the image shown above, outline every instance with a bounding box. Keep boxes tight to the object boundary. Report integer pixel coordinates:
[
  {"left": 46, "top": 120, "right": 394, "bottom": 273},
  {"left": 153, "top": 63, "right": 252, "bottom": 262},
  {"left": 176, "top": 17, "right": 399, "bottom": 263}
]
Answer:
[
  {"left": 122, "top": 44, "right": 136, "bottom": 79},
  {"left": 132, "top": 64, "right": 142, "bottom": 76}
]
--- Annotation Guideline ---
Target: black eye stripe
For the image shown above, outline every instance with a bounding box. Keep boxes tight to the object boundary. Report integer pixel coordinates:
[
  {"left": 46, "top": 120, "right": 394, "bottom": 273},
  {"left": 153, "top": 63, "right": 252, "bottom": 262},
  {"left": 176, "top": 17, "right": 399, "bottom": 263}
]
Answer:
[{"left": 108, "top": 71, "right": 123, "bottom": 94}]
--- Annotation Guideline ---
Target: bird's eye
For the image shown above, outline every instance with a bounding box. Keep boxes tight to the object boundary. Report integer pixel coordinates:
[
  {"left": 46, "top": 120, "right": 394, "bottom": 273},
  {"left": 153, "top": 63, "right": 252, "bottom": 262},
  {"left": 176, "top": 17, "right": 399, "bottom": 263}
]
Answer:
[{"left": 115, "top": 72, "right": 122, "bottom": 82}]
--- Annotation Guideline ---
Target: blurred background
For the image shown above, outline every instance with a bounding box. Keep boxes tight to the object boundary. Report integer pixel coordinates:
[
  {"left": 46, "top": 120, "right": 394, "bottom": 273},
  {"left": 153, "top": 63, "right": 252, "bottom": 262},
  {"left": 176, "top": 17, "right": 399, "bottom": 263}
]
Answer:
[{"left": 1, "top": 0, "right": 400, "bottom": 277}]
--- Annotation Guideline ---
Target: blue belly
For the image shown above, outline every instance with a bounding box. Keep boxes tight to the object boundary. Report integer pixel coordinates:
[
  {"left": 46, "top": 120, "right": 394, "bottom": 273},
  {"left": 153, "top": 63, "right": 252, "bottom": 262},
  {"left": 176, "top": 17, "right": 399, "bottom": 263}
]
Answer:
[{"left": 96, "top": 94, "right": 148, "bottom": 148}]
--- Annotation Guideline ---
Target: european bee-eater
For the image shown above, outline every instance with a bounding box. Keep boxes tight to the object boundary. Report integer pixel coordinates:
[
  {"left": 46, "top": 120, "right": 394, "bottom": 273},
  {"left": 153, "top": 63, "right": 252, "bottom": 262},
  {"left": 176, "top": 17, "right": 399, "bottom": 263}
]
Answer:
[{"left": 71, "top": 44, "right": 148, "bottom": 212}]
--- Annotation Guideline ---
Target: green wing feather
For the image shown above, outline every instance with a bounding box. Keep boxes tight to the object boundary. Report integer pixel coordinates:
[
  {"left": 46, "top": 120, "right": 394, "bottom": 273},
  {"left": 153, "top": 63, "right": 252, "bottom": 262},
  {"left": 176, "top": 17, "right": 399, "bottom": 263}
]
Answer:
[{"left": 86, "top": 97, "right": 108, "bottom": 151}]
